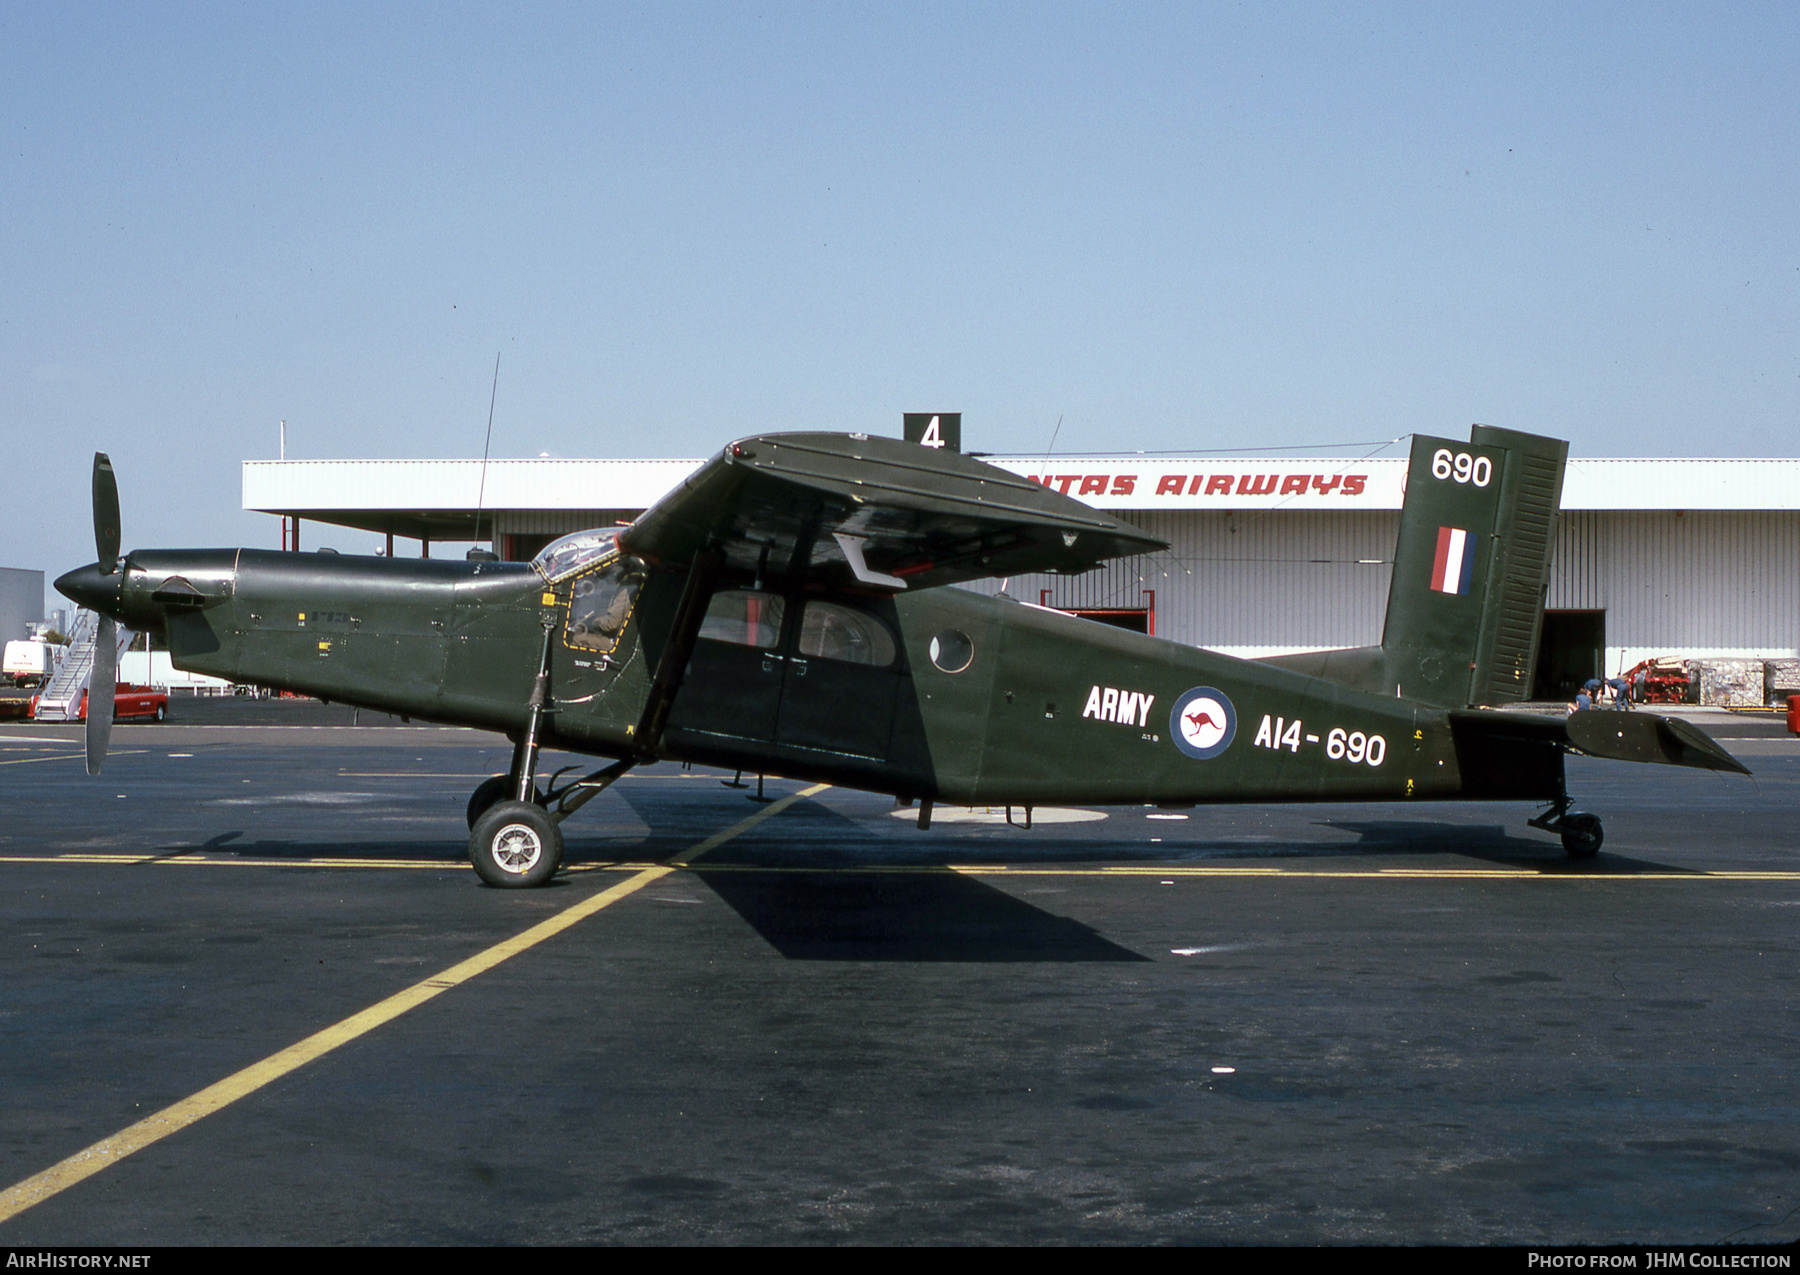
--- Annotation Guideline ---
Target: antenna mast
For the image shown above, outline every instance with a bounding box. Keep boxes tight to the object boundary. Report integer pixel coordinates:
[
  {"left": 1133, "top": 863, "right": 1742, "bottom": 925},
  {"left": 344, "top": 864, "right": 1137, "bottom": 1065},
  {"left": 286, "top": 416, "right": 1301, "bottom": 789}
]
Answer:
[{"left": 474, "top": 353, "right": 500, "bottom": 552}]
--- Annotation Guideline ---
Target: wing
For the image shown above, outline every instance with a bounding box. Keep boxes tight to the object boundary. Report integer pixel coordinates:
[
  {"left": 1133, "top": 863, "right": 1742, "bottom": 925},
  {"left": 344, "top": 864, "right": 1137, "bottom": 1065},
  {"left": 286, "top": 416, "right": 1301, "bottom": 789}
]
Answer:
[{"left": 619, "top": 432, "right": 1167, "bottom": 589}]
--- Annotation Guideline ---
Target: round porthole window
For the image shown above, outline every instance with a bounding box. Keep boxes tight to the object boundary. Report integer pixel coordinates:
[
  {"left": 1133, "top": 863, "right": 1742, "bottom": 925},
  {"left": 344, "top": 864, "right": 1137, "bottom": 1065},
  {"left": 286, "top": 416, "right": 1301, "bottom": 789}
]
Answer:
[{"left": 929, "top": 629, "right": 974, "bottom": 673}]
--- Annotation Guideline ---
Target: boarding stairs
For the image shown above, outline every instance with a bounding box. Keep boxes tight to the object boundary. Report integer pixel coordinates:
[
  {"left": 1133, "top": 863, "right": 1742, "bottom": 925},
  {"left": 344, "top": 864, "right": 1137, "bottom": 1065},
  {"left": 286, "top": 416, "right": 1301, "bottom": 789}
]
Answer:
[{"left": 32, "top": 609, "right": 131, "bottom": 722}]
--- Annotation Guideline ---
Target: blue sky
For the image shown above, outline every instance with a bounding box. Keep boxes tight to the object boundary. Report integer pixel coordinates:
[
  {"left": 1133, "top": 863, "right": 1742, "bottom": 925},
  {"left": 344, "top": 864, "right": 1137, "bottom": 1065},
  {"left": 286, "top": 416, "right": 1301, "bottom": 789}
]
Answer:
[{"left": 4, "top": 3, "right": 1796, "bottom": 595}]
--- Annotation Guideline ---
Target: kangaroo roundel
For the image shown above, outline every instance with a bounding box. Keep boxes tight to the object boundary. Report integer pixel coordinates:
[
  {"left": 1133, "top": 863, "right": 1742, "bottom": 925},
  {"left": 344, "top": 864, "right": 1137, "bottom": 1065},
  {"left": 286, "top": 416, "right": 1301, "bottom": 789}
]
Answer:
[{"left": 1170, "top": 687, "right": 1237, "bottom": 760}]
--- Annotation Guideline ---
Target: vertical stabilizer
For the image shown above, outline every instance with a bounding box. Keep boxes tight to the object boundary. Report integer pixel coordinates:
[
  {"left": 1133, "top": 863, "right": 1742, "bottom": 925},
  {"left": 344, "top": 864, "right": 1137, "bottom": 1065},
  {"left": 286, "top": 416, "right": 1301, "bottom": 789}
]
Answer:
[{"left": 1380, "top": 427, "right": 1567, "bottom": 708}]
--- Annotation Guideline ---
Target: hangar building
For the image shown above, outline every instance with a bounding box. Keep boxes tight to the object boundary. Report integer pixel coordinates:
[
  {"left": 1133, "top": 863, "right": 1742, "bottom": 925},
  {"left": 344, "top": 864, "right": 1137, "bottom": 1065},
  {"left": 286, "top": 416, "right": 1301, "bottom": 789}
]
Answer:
[{"left": 244, "top": 443, "right": 1800, "bottom": 701}]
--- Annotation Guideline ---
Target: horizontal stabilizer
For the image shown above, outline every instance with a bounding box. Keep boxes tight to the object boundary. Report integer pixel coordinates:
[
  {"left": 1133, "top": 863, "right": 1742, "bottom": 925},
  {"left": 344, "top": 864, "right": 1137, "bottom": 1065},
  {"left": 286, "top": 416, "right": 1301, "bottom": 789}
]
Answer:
[
  {"left": 1565, "top": 711, "right": 1751, "bottom": 775},
  {"left": 623, "top": 433, "right": 1166, "bottom": 589}
]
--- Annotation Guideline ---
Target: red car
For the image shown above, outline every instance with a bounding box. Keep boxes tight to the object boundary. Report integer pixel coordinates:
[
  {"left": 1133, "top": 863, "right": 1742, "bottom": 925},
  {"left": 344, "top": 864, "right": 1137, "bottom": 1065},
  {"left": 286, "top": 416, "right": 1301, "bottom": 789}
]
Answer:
[{"left": 31, "top": 683, "right": 169, "bottom": 722}]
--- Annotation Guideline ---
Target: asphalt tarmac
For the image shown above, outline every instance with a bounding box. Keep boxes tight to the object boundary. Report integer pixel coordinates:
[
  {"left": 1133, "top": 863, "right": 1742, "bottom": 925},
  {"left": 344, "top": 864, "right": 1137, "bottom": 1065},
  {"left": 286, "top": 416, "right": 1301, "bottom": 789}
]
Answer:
[{"left": 0, "top": 710, "right": 1796, "bottom": 1245}]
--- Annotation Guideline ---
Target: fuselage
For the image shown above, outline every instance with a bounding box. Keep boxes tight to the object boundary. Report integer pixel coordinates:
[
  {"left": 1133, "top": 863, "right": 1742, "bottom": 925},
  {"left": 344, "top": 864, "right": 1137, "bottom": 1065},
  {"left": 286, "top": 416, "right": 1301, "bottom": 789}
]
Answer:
[{"left": 63, "top": 546, "right": 1564, "bottom": 809}]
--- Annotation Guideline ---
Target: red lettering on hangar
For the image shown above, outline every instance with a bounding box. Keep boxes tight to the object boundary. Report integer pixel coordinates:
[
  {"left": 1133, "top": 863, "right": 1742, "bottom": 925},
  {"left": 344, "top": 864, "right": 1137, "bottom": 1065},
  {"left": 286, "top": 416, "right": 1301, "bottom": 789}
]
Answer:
[
  {"left": 1025, "top": 472, "right": 1367, "bottom": 497},
  {"left": 1022, "top": 474, "right": 1138, "bottom": 495},
  {"left": 1143, "top": 473, "right": 1369, "bottom": 497}
]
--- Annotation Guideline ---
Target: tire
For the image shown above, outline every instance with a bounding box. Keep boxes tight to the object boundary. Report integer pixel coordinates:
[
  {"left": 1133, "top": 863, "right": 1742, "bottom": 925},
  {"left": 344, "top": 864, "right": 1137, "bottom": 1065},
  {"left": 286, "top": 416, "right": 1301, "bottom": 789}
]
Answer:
[
  {"left": 465, "top": 775, "right": 547, "bottom": 829},
  {"left": 469, "top": 800, "right": 563, "bottom": 888},
  {"left": 1560, "top": 812, "right": 1604, "bottom": 858},
  {"left": 154, "top": 704, "right": 166, "bottom": 722}
]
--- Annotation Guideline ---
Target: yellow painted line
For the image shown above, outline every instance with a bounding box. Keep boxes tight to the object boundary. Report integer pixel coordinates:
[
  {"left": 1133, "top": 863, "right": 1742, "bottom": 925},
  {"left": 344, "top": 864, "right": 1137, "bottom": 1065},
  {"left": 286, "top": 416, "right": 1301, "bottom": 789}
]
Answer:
[
  {"left": 0, "top": 854, "right": 474, "bottom": 871},
  {"left": 669, "top": 783, "right": 832, "bottom": 865},
  {"left": 336, "top": 772, "right": 513, "bottom": 779},
  {"left": 335, "top": 771, "right": 787, "bottom": 781},
  {"left": 5, "top": 847, "right": 1799, "bottom": 883},
  {"left": 948, "top": 865, "right": 1800, "bottom": 881},
  {"left": 0, "top": 854, "right": 158, "bottom": 865},
  {"left": 0, "top": 752, "right": 96, "bottom": 768},
  {"left": 666, "top": 862, "right": 1800, "bottom": 883},
  {"left": 0, "top": 784, "right": 832, "bottom": 1228}
]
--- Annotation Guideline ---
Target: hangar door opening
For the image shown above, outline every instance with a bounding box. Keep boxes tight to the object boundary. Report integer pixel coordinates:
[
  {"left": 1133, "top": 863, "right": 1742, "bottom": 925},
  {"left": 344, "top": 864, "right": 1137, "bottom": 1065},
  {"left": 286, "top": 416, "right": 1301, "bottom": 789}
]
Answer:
[
  {"left": 1038, "top": 590, "right": 1155, "bottom": 636},
  {"left": 1063, "top": 608, "right": 1151, "bottom": 634},
  {"left": 1534, "top": 610, "right": 1605, "bottom": 701}
]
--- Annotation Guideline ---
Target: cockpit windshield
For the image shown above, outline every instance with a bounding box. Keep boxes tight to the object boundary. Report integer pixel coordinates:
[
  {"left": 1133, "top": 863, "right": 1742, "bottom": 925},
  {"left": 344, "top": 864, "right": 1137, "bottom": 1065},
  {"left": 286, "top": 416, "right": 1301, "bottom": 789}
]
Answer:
[{"left": 531, "top": 528, "right": 626, "bottom": 584}]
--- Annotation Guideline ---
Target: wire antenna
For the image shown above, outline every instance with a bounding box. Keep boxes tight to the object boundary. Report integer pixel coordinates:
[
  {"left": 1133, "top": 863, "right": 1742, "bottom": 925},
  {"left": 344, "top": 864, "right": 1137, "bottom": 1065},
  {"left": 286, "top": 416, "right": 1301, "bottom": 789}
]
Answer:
[
  {"left": 1040, "top": 414, "right": 1063, "bottom": 473},
  {"left": 474, "top": 352, "right": 501, "bottom": 551}
]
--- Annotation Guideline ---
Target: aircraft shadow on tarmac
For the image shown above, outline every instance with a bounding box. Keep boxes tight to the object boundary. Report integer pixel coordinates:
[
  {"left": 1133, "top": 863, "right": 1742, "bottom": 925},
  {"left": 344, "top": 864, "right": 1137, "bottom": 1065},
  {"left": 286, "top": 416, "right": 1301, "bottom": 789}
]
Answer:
[
  {"left": 150, "top": 800, "right": 1690, "bottom": 881},
  {"left": 691, "top": 866, "right": 1148, "bottom": 963},
  {"left": 155, "top": 820, "right": 1147, "bottom": 963},
  {"left": 664, "top": 792, "right": 1691, "bottom": 875},
  {"left": 1314, "top": 820, "right": 1696, "bottom": 873}
]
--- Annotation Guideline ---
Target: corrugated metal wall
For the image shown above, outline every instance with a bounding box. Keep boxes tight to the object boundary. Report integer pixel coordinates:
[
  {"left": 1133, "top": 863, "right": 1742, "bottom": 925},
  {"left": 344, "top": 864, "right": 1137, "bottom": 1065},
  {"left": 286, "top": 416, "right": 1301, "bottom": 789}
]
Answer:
[
  {"left": 977, "top": 510, "right": 1400, "bottom": 655},
  {"left": 1547, "top": 510, "right": 1800, "bottom": 661},
  {"left": 981, "top": 509, "right": 1800, "bottom": 663},
  {"left": 494, "top": 510, "right": 638, "bottom": 536}
]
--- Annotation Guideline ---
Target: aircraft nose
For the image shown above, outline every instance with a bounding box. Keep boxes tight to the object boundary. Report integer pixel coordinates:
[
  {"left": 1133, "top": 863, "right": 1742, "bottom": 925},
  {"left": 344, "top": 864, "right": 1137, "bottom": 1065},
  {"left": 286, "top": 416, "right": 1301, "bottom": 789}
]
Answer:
[{"left": 55, "top": 563, "right": 122, "bottom": 616}]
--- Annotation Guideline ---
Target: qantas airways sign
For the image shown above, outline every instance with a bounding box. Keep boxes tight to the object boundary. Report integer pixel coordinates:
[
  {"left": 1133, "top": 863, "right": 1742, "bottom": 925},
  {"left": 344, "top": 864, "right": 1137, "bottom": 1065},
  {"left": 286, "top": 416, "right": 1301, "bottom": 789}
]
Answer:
[{"left": 986, "top": 458, "right": 1409, "bottom": 511}]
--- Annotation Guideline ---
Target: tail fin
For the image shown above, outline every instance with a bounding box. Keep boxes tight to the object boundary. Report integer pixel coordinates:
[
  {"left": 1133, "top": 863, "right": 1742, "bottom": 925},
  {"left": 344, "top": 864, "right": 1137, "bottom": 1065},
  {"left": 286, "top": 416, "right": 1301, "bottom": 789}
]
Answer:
[
  {"left": 1263, "top": 425, "right": 1567, "bottom": 709},
  {"left": 1380, "top": 426, "right": 1567, "bottom": 707}
]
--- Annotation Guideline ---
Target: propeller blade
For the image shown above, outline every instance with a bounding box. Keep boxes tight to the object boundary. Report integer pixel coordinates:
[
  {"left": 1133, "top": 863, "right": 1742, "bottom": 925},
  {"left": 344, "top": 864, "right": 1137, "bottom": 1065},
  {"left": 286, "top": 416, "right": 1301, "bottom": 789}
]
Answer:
[
  {"left": 86, "top": 616, "right": 117, "bottom": 776},
  {"left": 93, "top": 452, "right": 121, "bottom": 573}
]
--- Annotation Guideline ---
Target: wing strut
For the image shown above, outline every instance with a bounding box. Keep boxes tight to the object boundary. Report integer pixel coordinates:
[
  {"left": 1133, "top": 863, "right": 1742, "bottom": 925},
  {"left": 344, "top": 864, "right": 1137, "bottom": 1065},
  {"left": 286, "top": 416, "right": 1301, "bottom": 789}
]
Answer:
[{"left": 632, "top": 549, "right": 720, "bottom": 761}]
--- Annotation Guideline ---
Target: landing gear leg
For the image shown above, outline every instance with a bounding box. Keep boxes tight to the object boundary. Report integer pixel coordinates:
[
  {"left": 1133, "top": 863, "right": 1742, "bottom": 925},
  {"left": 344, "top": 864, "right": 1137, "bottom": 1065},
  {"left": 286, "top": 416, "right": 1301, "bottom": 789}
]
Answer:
[
  {"left": 469, "top": 621, "right": 563, "bottom": 886},
  {"left": 511, "top": 622, "right": 556, "bottom": 805}
]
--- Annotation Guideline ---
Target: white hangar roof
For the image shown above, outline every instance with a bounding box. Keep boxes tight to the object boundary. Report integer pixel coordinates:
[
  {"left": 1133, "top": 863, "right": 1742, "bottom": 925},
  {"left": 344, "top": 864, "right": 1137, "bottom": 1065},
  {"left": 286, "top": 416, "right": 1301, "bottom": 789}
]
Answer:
[{"left": 243, "top": 452, "right": 1800, "bottom": 540}]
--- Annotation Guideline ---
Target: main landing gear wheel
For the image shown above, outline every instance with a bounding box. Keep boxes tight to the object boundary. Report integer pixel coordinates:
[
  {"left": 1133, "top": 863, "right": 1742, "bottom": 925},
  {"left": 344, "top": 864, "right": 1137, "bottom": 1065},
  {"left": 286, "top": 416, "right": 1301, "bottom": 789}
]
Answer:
[
  {"left": 466, "top": 775, "right": 546, "bottom": 829},
  {"left": 1560, "top": 812, "right": 1604, "bottom": 858},
  {"left": 469, "top": 800, "right": 563, "bottom": 888}
]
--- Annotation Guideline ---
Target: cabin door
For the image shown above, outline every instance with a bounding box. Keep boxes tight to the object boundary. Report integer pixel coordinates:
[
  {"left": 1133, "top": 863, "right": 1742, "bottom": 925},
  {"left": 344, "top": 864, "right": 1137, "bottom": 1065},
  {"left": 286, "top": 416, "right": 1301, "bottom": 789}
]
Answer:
[
  {"left": 665, "top": 589, "right": 789, "bottom": 743},
  {"left": 773, "top": 598, "right": 903, "bottom": 760}
]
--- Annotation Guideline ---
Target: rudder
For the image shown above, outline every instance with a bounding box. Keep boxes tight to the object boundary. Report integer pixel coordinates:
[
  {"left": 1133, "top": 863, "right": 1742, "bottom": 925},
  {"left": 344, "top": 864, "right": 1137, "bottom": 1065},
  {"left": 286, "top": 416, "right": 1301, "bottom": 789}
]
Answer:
[{"left": 1380, "top": 426, "right": 1567, "bottom": 708}]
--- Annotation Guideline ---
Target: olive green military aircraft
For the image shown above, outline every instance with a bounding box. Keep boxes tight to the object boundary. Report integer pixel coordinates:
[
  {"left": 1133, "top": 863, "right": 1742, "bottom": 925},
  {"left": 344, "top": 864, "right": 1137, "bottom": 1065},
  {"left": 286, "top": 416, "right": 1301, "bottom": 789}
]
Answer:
[{"left": 57, "top": 425, "right": 1747, "bottom": 887}]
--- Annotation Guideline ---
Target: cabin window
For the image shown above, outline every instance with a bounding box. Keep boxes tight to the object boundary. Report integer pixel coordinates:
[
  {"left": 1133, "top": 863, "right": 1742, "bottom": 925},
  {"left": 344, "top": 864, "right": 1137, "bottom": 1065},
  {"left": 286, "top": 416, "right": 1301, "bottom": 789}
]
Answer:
[
  {"left": 928, "top": 629, "right": 974, "bottom": 673},
  {"left": 566, "top": 557, "right": 646, "bottom": 654},
  {"left": 797, "top": 602, "right": 897, "bottom": 667},
  {"left": 698, "top": 590, "right": 786, "bottom": 650}
]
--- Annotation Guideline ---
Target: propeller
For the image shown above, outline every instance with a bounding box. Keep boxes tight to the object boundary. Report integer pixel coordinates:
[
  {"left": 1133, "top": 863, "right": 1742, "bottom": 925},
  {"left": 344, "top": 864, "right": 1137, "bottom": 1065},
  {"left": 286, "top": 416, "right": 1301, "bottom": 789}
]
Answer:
[
  {"left": 93, "top": 452, "right": 120, "bottom": 574},
  {"left": 87, "top": 452, "right": 121, "bottom": 774},
  {"left": 86, "top": 615, "right": 116, "bottom": 776}
]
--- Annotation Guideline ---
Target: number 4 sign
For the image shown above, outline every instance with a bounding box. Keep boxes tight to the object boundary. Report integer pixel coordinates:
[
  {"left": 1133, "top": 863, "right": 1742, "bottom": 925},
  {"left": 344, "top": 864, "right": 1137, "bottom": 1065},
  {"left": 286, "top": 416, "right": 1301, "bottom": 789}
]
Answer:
[{"left": 903, "top": 412, "right": 962, "bottom": 453}]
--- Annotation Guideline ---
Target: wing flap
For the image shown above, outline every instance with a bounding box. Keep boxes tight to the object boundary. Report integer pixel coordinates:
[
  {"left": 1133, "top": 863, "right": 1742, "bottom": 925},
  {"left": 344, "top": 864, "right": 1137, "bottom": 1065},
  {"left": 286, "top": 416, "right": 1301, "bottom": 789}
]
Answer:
[{"left": 621, "top": 433, "right": 1166, "bottom": 589}]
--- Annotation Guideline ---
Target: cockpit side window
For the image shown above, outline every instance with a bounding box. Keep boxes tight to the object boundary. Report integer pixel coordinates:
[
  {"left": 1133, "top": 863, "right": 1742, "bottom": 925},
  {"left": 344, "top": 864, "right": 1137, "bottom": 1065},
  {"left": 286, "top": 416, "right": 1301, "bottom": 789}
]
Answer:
[
  {"left": 697, "top": 590, "right": 786, "bottom": 650},
  {"left": 533, "top": 528, "right": 627, "bottom": 585},
  {"left": 566, "top": 557, "right": 647, "bottom": 654},
  {"left": 796, "top": 601, "right": 897, "bottom": 667}
]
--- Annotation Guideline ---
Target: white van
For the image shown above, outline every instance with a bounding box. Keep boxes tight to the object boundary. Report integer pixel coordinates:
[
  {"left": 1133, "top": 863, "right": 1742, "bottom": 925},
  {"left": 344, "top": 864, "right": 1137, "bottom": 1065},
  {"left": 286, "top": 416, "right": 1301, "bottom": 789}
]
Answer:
[{"left": 3, "top": 640, "right": 61, "bottom": 688}]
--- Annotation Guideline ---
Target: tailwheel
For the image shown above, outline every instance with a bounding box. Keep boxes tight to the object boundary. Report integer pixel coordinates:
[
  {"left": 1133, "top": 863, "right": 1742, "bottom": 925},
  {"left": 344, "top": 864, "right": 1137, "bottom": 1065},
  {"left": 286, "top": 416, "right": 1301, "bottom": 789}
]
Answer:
[
  {"left": 1559, "top": 812, "right": 1604, "bottom": 858},
  {"left": 469, "top": 800, "right": 563, "bottom": 888}
]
